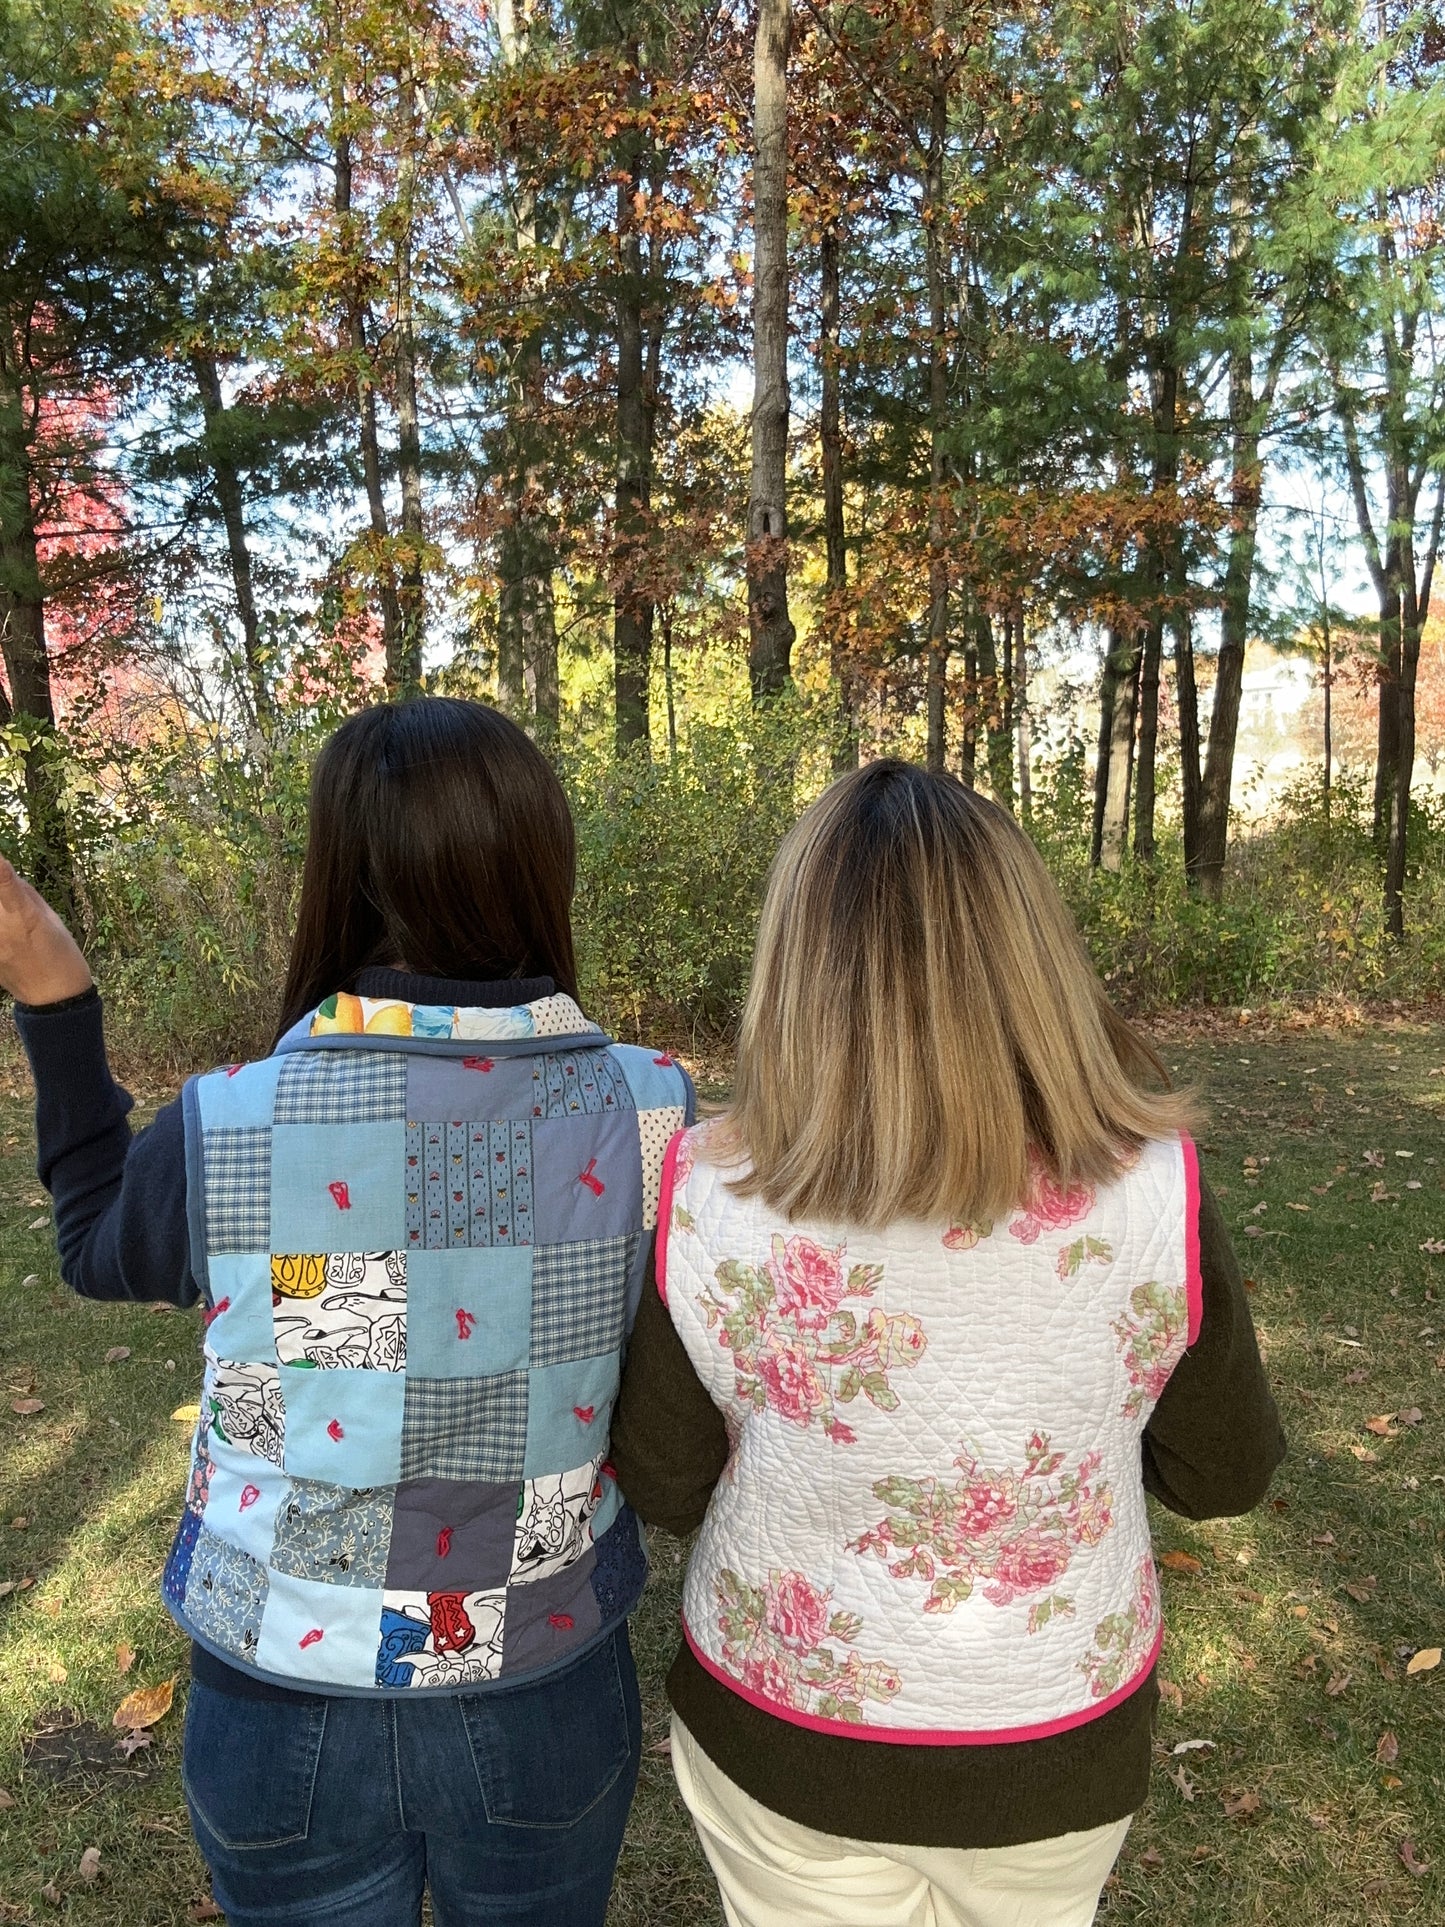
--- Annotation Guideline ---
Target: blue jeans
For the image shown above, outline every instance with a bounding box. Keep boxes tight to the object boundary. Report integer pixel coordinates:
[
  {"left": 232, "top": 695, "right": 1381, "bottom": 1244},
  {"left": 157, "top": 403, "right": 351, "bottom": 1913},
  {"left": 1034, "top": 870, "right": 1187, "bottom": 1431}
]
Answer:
[{"left": 182, "top": 1627, "right": 642, "bottom": 1926}]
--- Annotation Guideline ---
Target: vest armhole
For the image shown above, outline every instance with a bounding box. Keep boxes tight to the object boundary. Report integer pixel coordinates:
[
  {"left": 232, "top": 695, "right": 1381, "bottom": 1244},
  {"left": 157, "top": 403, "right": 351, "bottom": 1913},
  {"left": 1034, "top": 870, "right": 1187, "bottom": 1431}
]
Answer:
[
  {"left": 180, "top": 1077, "right": 213, "bottom": 1308},
  {"left": 655, "top": 1129, "right": 688, "bottom": 1306},
  {"left": 1181, "top": 1132, "right": 1203, "bottom": 1347}
]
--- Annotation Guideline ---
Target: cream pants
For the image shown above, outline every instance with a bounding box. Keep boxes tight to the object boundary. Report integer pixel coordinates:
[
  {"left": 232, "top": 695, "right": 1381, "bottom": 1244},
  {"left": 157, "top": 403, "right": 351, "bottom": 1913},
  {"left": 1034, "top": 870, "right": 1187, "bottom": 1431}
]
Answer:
[{"left": 670, "top": 1715, "right": 1131, "bottom": 1927}]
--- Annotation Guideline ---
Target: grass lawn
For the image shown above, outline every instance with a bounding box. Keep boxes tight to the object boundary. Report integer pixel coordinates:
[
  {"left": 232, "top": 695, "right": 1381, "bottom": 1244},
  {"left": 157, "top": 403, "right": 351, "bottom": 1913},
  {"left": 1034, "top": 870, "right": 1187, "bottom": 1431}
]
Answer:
[{"left": 0, "top": 1024, "right": 1442, "bottom": 1923}]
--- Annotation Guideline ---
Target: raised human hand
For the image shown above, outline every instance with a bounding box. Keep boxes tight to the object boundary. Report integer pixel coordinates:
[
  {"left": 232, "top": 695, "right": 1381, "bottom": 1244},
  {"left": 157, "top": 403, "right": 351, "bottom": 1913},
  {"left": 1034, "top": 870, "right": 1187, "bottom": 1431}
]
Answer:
[{"left": 0, "top": 857, "right": 93, "bottom": 1007}]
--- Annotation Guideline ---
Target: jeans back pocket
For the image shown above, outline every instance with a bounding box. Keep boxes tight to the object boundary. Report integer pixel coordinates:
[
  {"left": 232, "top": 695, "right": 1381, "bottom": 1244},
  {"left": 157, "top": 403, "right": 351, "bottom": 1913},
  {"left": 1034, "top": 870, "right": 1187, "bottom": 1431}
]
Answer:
[
  {"left": 183, "top": 1680, "right": 329, "bottom": 1851},
  {"left": 458, "top": 1630, "right": 639, "bottom": 1830}
]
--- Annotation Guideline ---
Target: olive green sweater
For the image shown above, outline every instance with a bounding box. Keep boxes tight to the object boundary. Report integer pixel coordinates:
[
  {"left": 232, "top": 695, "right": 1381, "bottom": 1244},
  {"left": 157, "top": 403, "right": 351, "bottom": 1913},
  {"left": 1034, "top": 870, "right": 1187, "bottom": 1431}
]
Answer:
[{"left": 611, "top": 1177, "right": 1285, "bottom": 1849}]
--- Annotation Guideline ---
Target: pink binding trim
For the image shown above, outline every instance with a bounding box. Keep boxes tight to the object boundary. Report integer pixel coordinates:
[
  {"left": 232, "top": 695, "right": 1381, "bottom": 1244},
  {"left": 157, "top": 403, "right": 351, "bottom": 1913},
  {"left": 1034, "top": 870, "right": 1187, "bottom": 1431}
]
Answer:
[
  {"left": 680, "top": 1616, "right": 1163, "bottom": 1747},
  {"left": 1181, "top": 1133, "right": 1204, "bottom": 1347},
  {"left": 654, "top": 1130, "right": 688, "bottom": 1306}
]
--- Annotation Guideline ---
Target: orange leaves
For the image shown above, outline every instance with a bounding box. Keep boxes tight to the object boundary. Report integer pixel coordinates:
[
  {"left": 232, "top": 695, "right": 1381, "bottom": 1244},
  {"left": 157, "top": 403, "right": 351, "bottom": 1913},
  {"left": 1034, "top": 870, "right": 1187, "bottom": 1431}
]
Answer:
[
  {"left": 114, "top": 1678, "right": 175, "bottom": 1733},
  {"left": 1160, "top": 1550, "right": 1203, "bottom": 1575}
]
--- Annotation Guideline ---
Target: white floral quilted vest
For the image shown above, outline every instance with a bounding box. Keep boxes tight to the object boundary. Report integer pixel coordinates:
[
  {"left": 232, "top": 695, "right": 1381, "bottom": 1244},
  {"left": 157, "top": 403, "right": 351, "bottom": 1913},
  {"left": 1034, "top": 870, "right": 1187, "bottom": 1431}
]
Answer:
[{"left": 657, "top": 1127, "right": 1201, "bottom": 1743}]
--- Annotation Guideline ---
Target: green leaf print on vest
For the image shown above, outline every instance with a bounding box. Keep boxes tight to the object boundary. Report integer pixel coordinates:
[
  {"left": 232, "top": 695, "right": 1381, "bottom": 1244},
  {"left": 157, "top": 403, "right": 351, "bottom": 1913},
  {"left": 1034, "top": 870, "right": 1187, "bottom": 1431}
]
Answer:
[
  {"left": 852, "top": 1433, "right": 1116, "bottom": 1618},
  {"left": 1110, "top": 1281, "right": 1188, "bottom": 1418},
  {"left": 699, "top": 1234, "right": 925, "bottom": 1444},
  {"left": 1078, "top": 1555, "right": 1160, "bottom": 1699},
  {"left": 716, "top": 1567, "right": 903, "bottom": 1722}
]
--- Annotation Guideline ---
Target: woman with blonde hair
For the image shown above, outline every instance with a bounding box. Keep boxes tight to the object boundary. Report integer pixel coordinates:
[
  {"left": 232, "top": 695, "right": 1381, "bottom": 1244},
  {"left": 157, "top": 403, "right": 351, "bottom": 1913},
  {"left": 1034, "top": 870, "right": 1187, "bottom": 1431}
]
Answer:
[{"left": 613, "top": 759, "right": 1283, "bottom": 1927}]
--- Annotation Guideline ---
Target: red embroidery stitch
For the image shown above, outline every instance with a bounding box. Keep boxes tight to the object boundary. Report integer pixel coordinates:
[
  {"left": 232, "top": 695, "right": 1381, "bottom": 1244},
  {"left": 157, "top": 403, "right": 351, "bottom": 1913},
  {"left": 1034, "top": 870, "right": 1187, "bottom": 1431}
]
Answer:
[
  {"left": 578, "top": 1158, "right": 605, "bottom": 1197},
  {"left": 456, "top": 1309, "right": 476, "bottom": 1340},
  {"left": 573, "top": 1405, "right": 595, "bottom": 1424},
  {"left": 226, "top": 1064, "right": 243, "bottom": 1077},
  {"left": 653, "top": 1054, "right": 673, "bottom": 1066},
  {"left": 436, "top": 1526, "right": 454, "bottom": 1558},
  {"left": 328, "top": 1181, "right": 352, "bottom": 1210},
  {"left": 548, "top": 1613, "right": 575, "bottom": 1630},
  {"left": 601, "top": 1461, "right": 617, "bottom": 1481},
  {"left": 327, "top": 1419, "right": 345, "bottom": 1441},
  {"left": 462, "top": 1056, "right": 495, "bottom": 1072},
  {"left": 238, "top": 1484, "right": 260, "bottom": 1511},
  {"left": 203, "top": 1296, "right": 231, "bottom": 1327},
  {"left": 298, "top": 1628, "right": 324, "bottom": 1649}
]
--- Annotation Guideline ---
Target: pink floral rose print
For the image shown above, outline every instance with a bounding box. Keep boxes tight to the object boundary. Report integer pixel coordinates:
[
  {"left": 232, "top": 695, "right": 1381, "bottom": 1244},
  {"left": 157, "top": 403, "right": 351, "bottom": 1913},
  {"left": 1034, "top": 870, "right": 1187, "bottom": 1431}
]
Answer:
[
  {"left": 1078, "top": 1555, "right": 1160, "bottom": 1699},
  {"left": 716, "top": 1567, "right": 903, "bottom": 1722},
  {"left": 698, "top": 1237, "right": 924, "bottom": 1442},
  {"left": 1008, "top": 1158, "right": 1095, "bottom": 1245},
  {"left": 1111, "top": 1280, "right": 1188, "bottom": 1417},
  {"left": 853, "top": 1432, "right": 1115, "bottom": 1622}
]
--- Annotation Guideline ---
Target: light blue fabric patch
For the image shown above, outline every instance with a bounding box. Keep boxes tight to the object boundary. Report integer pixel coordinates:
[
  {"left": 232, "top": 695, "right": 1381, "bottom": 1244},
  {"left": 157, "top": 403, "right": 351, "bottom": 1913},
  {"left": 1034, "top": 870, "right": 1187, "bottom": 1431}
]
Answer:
[
  {"left": 204, "top": 1254, "right": 277, "bottom": 1362},
  {"left": 530, "top": 1116, "right": 644, "bottom": 1245},
  {"left": 410, "top": 1004, "right": 457, "bottom": 1039},
  {"left": 405, "top": 1248, "right": 532, "bottom": 1378},
  {"left": 270, "top": 1121, "right": 406, "bottom": 1253},
  {"left": 278, "top": 1365, "right": 405, "bottom": 1487},
  {"left": 256, "top": 1569, "right": 386, "bottom": 1686},
  {"left": 204, "top": 1437, "right": 287, "bottom": 1564},
  {"left": 522, "top": 1353, "right": 619, "bottom": 1478},
  {"left": 195, "top": 1057, "right": 284, "bottom": 1132},
  {"left": 609, "top": 1045, "right": 688, "bottom": 1114}
]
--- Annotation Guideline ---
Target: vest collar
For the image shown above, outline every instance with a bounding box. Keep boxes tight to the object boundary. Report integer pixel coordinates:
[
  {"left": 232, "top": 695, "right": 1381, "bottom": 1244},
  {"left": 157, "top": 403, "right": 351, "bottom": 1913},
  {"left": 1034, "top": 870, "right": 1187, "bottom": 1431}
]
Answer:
[{"left": 274, "top": 981, "right": 609, "bottom": 1057}]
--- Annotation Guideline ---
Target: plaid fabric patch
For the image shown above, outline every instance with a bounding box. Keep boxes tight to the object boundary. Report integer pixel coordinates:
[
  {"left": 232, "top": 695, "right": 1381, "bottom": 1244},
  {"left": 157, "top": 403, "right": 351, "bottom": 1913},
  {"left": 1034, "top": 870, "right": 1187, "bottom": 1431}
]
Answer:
[
  {"left": 530, "top": 1234, "right": 639, "bottom": 1366},
  {"left": 203, "top": 1127, "right": 273, "bottom": 1254},
  {"left": 275, "top": 1051, "right": 408, "bottom": 1125},
  {"left": 531, "top": 1053, "right": 638, "bottom": 1120},
  {"left": 401, "top": 1373, "right": 529, "bottom": 1481}
]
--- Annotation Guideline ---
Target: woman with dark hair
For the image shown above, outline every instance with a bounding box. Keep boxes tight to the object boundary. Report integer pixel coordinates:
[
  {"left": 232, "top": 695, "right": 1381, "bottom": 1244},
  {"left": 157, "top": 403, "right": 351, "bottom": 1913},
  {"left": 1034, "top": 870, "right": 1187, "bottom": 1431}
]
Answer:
[{"left": 0, "top": 699, "right": 693, "bottom": 1926}]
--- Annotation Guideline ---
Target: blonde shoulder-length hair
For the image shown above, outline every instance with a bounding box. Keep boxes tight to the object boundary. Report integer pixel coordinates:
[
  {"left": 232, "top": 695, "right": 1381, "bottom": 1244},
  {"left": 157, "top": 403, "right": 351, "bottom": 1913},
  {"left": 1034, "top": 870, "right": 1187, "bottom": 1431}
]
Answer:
[{"left": 717, "top": 759, "right": 1192, "bottom": 1231}]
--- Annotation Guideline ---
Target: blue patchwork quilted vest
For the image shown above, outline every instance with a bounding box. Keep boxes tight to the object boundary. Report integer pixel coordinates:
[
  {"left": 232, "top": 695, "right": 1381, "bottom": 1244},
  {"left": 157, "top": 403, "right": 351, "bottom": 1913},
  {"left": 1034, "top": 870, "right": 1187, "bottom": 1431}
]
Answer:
[{"left": 162, "top": 987, "right": 691, "bottom": 1693}]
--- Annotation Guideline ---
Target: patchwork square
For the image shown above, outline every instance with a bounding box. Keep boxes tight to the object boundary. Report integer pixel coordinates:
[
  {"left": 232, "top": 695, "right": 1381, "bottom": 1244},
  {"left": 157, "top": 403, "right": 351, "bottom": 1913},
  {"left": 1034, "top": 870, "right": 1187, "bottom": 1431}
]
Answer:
[
  {"left": 195, "top": 1058, "right": 284, "bottom": 1131},
  {"left": 204, "top": 1254, "right": 279, "bottom": 1363},
  {"left": 638, "top": 1106, "right": 688, "bottom": 1230},
  {"left": 257, "top": 1570, "right": 386, "bottom": 1685},
  {"left": 377, "top": 1588, "right": 506, "bottom": 1688},
  {"left": 610, "top": 1044, "right": 689, "bottom": 1113},
  {"left": 205, "top": 1358, "right": 285, "bottom": 1466},
  {"left": 162, "top": 1505, "right": 203, "bottom": 1610},
  {"left": 401, "top": 1374, "right": 528, "bottom": 1482},
  {"left": 498, "top": 1551, "right": 602, "bottom": 1677},
  {"left": 205, "top": 1435, "right": 286, "bottom": 1565},
  {"left": 530, "top": 1052, "right": 637, "bottom": 1119},
  {"left": 405, "top": 1248, "right": 531, "bottom": 1378},
  {"left": 270, "top": 1121, "right": 406, "bottom": 1254},
  {"left": 279, "top": 1365, "right": 405, "bottom": 1487},
  {"left": 384, "top": 1479, "right": 519, "bottom": 1592},
  {"left": 275, "top": 1051, "right": 409, "bottom": 1125},
  {"left": 184, "top": 1524, "right": 269, "bottom": 1666},
  {"left": 202, "top": 1128, "right": 272, "bottom": 1254},
  {"left": 523, "top": 1354, "right": 619, "bottom": 1478},
  {"left": 530, "top": 1116, "right": 643, "bottom": 1244},
  {"left": 405, "top": 1121, "right": 533, "bottom": 1249},
  {"left": 271, "top": 1251, "right": 407, "bottom": 1370},
  {"left": 511, "top": 1460, "right": 604, "bottom": 1584},
  {"left": 270, "top": 1479, "right": 394, "bottom": 1588},
  {"left": 405, "top": 1054, "right": 537, "bottom": 1125},
  {"left": 529, "top": 1235, "right": 637, "bottom": 1367}
]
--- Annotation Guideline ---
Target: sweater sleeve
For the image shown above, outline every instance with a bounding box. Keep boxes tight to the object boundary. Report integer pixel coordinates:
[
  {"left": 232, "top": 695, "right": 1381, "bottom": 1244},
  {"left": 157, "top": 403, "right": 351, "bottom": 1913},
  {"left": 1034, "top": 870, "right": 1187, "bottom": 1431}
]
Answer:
[
  {"left": 611, "top": 1255, "right": 728, "bottom": 1535},
  {"left": 13, "top": 991, "right": 198, "bottom": 1308},
  {"left": 1141, "top": 1173, "right": 1285, "bottom": 1520}
]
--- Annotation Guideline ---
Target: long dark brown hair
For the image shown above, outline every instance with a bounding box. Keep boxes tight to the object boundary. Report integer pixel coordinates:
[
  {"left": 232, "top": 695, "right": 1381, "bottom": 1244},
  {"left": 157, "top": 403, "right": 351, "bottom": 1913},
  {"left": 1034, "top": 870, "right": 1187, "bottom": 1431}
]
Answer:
[{"left": 275, "top": 699, "right": 578, "bottom": 1039}]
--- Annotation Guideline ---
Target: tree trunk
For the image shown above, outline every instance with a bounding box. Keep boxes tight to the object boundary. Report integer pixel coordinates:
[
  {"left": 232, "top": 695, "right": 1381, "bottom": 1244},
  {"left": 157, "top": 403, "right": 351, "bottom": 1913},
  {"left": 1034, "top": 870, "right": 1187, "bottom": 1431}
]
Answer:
[
  {"left": 923, "top": 20, "right": 949, "bottom": 774},
  {"left": 1098, "top": 625, "right": 1141, "bottom": 872},
  {"left": 1173, "top": 598, "right": 1201, "bottom": 871},
  {"left": 977, "top": 608, "right": 1010, "bottom": 804},
  {"left": 391, "top": 66, "right": 426, "bottom": 697},
  {"left": 1385, "top": 559, "right": 1422, "bottom": 938},
  {"left": 190, "top": 353, "right": 270, "bottom": 722},
  {"left": 0, "top": 428, "right": 73, "bottom": 917},
  {"left": 1373, "top": 531, "right": 1404, "bottom": 854},
  {"left": 1015, "top": 610, "right": 1033, "bottom": 822},
  {"left": 746, "top": 0, "right": 795, "bottom": 701},
  {"left": 820, "top": 220, "right": 854, "bottom": 771},
  {"left": 613, "top": 86, "right": 652, "bottom": 754},
  {"left": 1196, "top": 397, "right": 1263, "bottom": 895},
  {"left": 1132, "top": 615, "right": 1162, "bottom": 860},
  {"left": 333, "top": 117, "right": 403, "bottom": 668}
]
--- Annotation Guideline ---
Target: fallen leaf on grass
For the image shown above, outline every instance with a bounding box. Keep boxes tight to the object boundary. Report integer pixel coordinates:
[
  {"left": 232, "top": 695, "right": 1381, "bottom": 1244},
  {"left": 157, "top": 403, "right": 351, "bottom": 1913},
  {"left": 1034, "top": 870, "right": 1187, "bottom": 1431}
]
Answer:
[
  {"left": 19, "top": 1274, "right": 38, "bottom": 1288},
  {"left": 1405, "top": 1647, "right": 1441, "bottom": 1675},
  {"left": 170, "top": 1403, "right": 200, "bottom": 1424},
  {"left": 77, "top": 1847, "right": 100, "bottom": 1884},
  {"left": 1364, "top": 1414, "right": 1398, "bottom": 1436},
  {"left": 1312, "top": 1530, "right": 1336, "bottom": 1546},
  {"left": 1136, "top": 1848, "right": 1164, "bottom": 1871},
  {"left": 1400, "top": 1839, "right": 1432, "bottom": 1877},
  {"left": 1222, "top": 1789, "right": 1262, "bottom": 1820},
  {"left": 1172, "top": 1739, "right": 1216, "bottom": 1754},
  {"left": 1398, "top": 1406, "right": 1424, "bottom": 1425},
  {"left": 115, "top": 1729, "right": 153, "bottom": 1760},
  {"left": 47, "top": 1662, "right": 67, "bottom": 1684},
  {"left": 1344, "top": 1368, "right": 1369, "bottom": 1384},
  {"left": 1344, "top": 1577, "right": 1378, "bottom": 1602},
  {"left": 1350, "top": 1446, "right": 1380, "bottom": 1463},
  {"left": 113, "top": 1678, "right": 174, "bottom": 1732},
  {"left": 1325, "top": 1672, "right": 1352, "bottom": 1697},
  {"left": 0, "top": 1579, "right": 33, "bottom": 1598},
  {"left": 647, "top": 1736, "right": 673, "bottom": 1757},
  {"left": 1160, "top": 1551, "right": 1203, "bottom": 1574},
  {"left": 115, "top": 1641, "right": 136, "bottom": 1675},
  {"left": 1421, "top": 1240, "right": 1445, "bottom": 1255},
  {"left": 1376, "top": 1730, "right": 1399, "bottom": 1765},
  {"left": 0, "top": 1789, "right": 14, "bottom": 1808},
  {"left": 103, "top": 1346, "right": 130, "bottom": 1365},
  {"left": 27, "top": 1215, "right": 49, "bottom": 1230},
  {"left": 9, "top": 1399, "right": 43, "bottom": 1416},
  {"left": 1168, "top": 1765, "right": 1197, "bottom": 1800},
  {"left": 189, "top": 1900, "right": 224, "bottom": 1922},
  {"left": 1157, "top": 1678, "right": 1183, "bottom": 1711},
  {"left": 40, "top": 1882, "right": 61, "bottom": 1907},
  {"left": 1286, "top": 1201, "right": 1311, "bottom": 1212}
]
